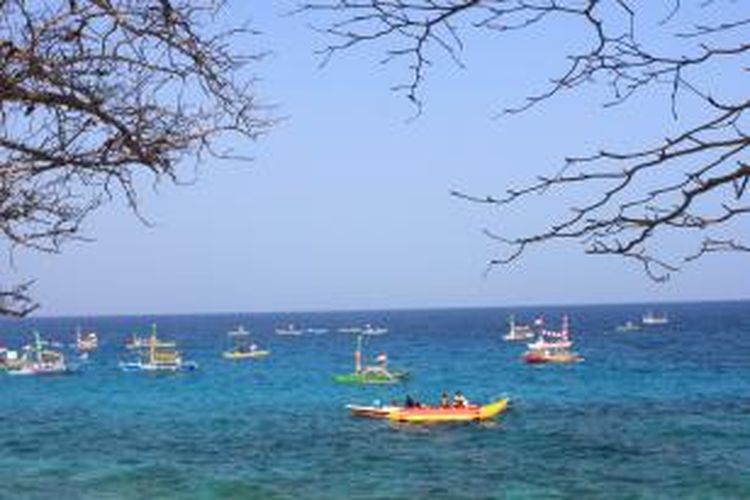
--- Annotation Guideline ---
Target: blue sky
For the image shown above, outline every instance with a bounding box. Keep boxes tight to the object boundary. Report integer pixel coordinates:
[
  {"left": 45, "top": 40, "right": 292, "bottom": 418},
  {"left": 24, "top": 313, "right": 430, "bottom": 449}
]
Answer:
[{"left": 12, "top": 2, "right": 750, "bottom": 316}]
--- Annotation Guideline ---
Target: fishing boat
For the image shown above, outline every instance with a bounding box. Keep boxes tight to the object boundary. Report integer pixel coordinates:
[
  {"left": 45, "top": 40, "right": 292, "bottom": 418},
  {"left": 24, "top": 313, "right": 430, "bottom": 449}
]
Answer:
[
  {"left": 504, "top": 314, "right": 536, "bottom": 341},
  {"left": 615, "top": 321, "right": 641, "bottom": 332},
  {"left": 522, "top": 315, "right": 583, "bottom": 364},
  {"left": 275, "top": 323, "right": 303, "bottom": 336},
  {"left": 75, "top": 328, "right": 99, "bottom": 352},
  {"left": 223, "top": 325, "right": 269, "bottom": 360},
  {"left": 7, "top": 332, "right": 71, "bottom": 376},
  {"left": 334, "top": 334, "right": 407, "bottom": 384},
  {"left": 119, "top": 325, "right": 197, "bottom": 372},
  {"left": 642, "top": 312, "right": 669, "bottom": 326},
  {"left": 347, "top": 397, "right": 509, "bottom": 423}
]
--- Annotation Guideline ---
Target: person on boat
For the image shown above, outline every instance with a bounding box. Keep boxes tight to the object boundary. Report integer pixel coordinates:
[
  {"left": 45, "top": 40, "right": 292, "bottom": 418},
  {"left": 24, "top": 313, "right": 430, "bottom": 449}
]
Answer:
[
  {"left": 440, "top": 392, "right": 450, "bottom": 408},
  {"left": 453, "top": 391, "right": 468, "bottom": 408},
  {"left": 405, "top": 394, "right": 422, "bottom": 408}
]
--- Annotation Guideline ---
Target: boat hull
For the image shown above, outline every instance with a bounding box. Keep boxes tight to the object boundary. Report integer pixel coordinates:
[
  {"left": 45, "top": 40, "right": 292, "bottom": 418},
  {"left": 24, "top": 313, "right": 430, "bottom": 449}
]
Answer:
[
  {"left": 334, "top": 371, "right": 408, "bottom": 385},
  {"left": 523, "top": 352, "right": 583, "bottom": 364},
  {"left": 223, "top": 350, "right": 270, "bottom": 360}
]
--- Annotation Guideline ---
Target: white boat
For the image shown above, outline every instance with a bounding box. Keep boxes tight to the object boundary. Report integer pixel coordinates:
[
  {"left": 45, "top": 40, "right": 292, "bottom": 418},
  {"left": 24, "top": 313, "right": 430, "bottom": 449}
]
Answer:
[
  {"left": 504, "top": 315, "right": 536, "bottom": 341},
  {"left": 305, "top": 327, "right": 329, "bottom": 334},
  {"left": 642, "top": 312, "right": 669, "bottom": 326},
  {"left": 337, "top": 327, "right": 363, "bottom": 334},
  {"left": 616, "top": 321, "right": 641, "bottom": 332},
  {"left": 361, "top": 324, "right": 388, "bottom": 336},
  {"left": 7, "top": 332, "right": 71, "bottom": 376},
  {"left": 76, "top": 328, "right": 99, "bottom": 352},
  {"left": 275, "top": 323, "right": 303, "bottom": 336}
]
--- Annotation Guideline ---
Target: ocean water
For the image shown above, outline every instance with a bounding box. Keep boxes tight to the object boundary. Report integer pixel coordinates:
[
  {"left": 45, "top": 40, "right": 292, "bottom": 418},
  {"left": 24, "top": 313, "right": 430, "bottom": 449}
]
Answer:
[{"left": 0, "top": 301, "right": 749, "bottom": 499}]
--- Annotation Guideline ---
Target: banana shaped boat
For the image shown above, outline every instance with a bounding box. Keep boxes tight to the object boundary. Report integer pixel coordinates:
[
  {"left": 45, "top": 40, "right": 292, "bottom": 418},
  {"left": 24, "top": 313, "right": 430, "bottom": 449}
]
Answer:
[{"left": 388, "top": 398, "right": 509, "bottom": 423}]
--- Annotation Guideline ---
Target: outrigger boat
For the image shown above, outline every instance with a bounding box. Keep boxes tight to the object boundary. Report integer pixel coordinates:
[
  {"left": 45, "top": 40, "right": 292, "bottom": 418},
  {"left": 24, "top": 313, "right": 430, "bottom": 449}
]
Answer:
[
  {"left": 347, "top": 397, "right": 509, "bottom": 423},
  {"left": 119, "top": 325, "right": 197, "bottom": 372},
  {"left": 7, "top": 332, "right": 71, "bottom": 376},
  {"left": 334, "top": 334, "right": 407, "bottom": 384},
  {"left": 75, "top": 328, "right": 99, "bottom": 353},
  {"left": 523, "top": 315, "right": 583, "bottom": 364},
  {"left": 223, "top": 325, "right": 269, "bottom": 360},
  {"left": 504, "top": 314, "right": 536, "bottom": 341}
]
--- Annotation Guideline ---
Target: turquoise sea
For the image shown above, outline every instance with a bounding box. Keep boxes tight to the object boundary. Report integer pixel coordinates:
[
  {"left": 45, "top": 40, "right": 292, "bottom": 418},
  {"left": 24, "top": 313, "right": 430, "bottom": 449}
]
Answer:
[{"left": 0, "top": 301, "right": 749, "bottom": 499}]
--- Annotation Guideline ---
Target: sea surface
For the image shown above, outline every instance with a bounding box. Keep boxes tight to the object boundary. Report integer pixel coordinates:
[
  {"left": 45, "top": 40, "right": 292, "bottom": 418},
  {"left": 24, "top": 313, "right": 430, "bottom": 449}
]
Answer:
[{"left": 0, "top": 301, "right": 749, "bottom": 499}]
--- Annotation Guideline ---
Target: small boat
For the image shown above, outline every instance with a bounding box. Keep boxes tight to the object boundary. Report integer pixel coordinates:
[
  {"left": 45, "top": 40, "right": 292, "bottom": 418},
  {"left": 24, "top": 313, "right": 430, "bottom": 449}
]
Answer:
[
  {"left": 75, "top": 328, "right": 99, "bottom": 353},
  {"left": 616, "top": 321, "right": 641, "bottom": 332},
  {"left": 7, "top": 332, "right": 71, "bottom": 376},
  {"left": 361, "top": 324, "right": 388, "bottom": 336},
  {"left": 275, "top": 324, "right": 303, "bottom": 336},
  {"left": 223, "top": 325, "right": 270, "bottom": 360},
  {"left": 504, "top": 314, "right": 536, "bottom": 341},
  {"left": 348, "top": 398, "right": 510, "bottom": 424},
  {"left": 305, "top": 327, "right": 329, "bottom": 335},
  {"left": 337, "top": 326, "right": 363, "bottom": 334},
  {"left": 334, "top": 335, "right": 407, "bottom": 384},
  {"left": 0, "top": 347, "right": 21, "bottom": 371},
  {"left": 119, "top": 324, "right": 197, "bottom": 372},
  {"left": 522, "top": 315, "right": 583, "bottom": 364},
  {"left": 642, "top": 312, "right": 669, "bottom": 326}
]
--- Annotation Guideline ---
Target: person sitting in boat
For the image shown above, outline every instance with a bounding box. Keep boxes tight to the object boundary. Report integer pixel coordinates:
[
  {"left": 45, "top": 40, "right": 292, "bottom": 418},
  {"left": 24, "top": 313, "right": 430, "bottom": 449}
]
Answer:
[
  {"left": 405, "top": 394, "right": 419, "bottom": 408},
  {"left": 453, "top": 391, "right": 468, "bottom": 408},
  {"left": 440, "top": 392, "right": 450, "bottom": 408}
]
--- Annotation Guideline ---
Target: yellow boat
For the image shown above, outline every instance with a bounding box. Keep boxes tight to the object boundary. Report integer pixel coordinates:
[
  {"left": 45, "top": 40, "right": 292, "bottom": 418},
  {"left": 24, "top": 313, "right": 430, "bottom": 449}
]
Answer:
[
  {"left": 222, "top": 348, "right": 270, "bottom": 360},
  {"left": 387, "top": 398, "right": 509, "bottom": 424}
]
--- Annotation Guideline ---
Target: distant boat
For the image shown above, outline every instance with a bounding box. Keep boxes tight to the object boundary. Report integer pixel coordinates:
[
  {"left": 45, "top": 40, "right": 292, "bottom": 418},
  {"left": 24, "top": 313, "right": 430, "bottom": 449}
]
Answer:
[
  {"left": 522, "top": 315, "right": 583, "bottom": 364},
  {"left": 7, "top": 332, "right": 71, "bottom": 376},
  {"left": 334, "top": 334, "right": 407, "bottom": 384},
  {"left": 337, "top": 327, "right": 363, "bottom": 334},
  {"left": 275, "top": 324, "right": 303, "bottom": 336},
  {"left": 305, "top": 327, "right": 329, "bottom": 335},
  {"left": 75, "top": 328, "right": 99, "bottom": 353},
  {"left": 119, "top": 324, "right": 197, "bottom": 372},
  {"left": 223, "top": 325, "right": 269, "bottom": 360},
  {"left": 361, "top": 324, "right": 388, "bottom": 336},
  {"left": 642, "top": 312, "right": 669, "bottom": 326},
  {"left": 615, "top": 321, "right": 641, "bottom": 332},
  {"left": 504, "top": 314, "right": 536, "bottom": 341}
]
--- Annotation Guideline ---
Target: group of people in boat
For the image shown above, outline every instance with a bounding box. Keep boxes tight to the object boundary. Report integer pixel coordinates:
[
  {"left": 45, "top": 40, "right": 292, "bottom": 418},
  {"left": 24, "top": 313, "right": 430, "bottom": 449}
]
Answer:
[{"left": 403, "top": 391, "right": 469, "bottom": 409}]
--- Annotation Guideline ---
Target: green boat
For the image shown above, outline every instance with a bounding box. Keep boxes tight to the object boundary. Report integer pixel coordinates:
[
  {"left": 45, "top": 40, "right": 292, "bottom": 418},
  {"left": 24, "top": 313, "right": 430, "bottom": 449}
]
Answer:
[{"left": 334, "top": 335, "right": 408, "bottom": 385}]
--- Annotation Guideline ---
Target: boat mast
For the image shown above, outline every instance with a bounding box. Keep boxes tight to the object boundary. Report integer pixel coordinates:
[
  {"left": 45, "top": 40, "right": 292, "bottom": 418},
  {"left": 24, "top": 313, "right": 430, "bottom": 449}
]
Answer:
[
  {"left": 354, "top": 334, "right": 363, "bottom": 374},
  {"left": 149, "top": 323, "right": 157, "bottom": 365}
]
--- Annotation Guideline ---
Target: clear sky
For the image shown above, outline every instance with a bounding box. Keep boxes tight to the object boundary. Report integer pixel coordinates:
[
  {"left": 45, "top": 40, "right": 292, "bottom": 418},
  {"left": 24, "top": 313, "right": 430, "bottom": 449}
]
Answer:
[{"left": 12, "top": 2, "right": 750, "bottom": 316}]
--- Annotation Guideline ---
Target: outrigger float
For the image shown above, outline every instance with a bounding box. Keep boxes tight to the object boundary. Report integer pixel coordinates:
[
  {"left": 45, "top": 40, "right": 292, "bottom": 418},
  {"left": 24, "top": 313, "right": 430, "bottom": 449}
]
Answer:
[
  {"left": 347, "top": 398, "right": 509, "bottom": 424},
  {"left": 119, "top": 324, "right": 198, "bottom": 372},
  {"left": 223, "top": 325, "right": 269, "bottom": 360},
  {"left": 334, "top": 334, "right": 407, "bottom": 384}
]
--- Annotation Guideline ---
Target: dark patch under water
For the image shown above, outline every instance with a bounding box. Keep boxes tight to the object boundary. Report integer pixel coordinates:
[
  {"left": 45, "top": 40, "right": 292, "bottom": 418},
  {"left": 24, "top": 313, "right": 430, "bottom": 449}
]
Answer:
[{"left": 0, "top": 301, "right": 749, "bottom": 499}]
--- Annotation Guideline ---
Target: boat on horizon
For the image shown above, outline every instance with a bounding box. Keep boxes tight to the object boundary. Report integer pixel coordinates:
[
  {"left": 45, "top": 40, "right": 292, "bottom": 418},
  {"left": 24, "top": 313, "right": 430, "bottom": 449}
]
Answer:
[
  {"left": 504, "top": 314, "right": 536, "bottom": 341},
  {"left": 616, "top": 321, "right": 641, "bottom": 332},
  {"left": 275, "top": 323, "right": 303, "bottom": 336},
  {"left": 642, "top": 312, "right": 669, "bottom": 326},
  {"left": 75, "top": 328, "right": 99, "bottom": 353}
]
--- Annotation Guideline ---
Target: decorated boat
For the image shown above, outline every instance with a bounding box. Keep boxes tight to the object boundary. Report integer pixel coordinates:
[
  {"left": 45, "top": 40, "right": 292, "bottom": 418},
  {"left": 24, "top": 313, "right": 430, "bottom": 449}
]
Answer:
[
  {"left": 334, "top": 334, "right": 407, "bottom": 384},
  {"left": 522, "top": 315, "right": 583, "bottom": 364},
  {"left": 347, "top": 397, "right": 509, "bottom": 423},
  {"left": 223, "top": 325, "right": 269, "bottom": 360},
  {"left": 504, "top": 314, "right": 536, "bottom": 341},
  {"left": 119, "top": 324, "right": 197, "bottom": 372},
  {"left": 7, "top": 332, "right": 71, "bottom": 376},
  {"left": 76, "top": 328, "right": 99, "bottom": 352}
]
